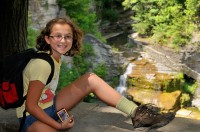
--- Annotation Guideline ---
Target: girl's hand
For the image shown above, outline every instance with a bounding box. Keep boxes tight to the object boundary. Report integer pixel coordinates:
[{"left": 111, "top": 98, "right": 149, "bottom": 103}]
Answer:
[{"left": 60, "top": 115, "right": 74, "bottom": 130}]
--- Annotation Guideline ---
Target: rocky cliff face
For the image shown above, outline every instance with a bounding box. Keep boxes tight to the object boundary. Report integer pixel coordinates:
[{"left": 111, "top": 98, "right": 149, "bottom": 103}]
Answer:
[
  {"left": 29, "top": 0, "right": 66, "bottom": 30},
  {"left": 83, "top": 34, "right": 129, "bottom": 82}
]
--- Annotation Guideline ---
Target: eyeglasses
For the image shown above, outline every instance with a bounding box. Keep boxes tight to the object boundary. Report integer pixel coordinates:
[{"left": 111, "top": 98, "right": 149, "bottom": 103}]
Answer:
[{"left": 49, "top": 34, "right": 73, "bottom": 42}]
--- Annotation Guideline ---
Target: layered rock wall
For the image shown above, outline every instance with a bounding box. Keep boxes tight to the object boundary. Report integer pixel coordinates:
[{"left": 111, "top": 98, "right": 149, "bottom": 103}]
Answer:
[{"left": 128, "top": 34, "right": 200, "bottom": 83}]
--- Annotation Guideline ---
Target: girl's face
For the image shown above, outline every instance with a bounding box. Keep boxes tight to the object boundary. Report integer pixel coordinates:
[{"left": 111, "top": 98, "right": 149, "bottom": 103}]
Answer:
[{"left": 45, "top": 23, "right": 73, "bottom": 61}]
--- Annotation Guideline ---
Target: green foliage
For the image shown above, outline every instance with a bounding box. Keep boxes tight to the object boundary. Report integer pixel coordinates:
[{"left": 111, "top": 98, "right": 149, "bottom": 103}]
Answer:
[
  {"left": 175, "top": 72, "right": 184, "bottom": 80},
  {"left": 82, "top": 43, "right": 95, "bottom": 56},
  {"left": 27, "top": 15, "right": 39, "bottom": 48},
  {"left": 177, "top": 74, "right": 198, "bottom": 107},
  {"left": 164, "top": 73, "right": 185, "bottom": 92},
  {"left": 83, "top": 93, "right": 98, "bottom": 103},
  {"left": 57, "top": 0, "right": 99, "bottom": 35},
  {"left": 44, "top": 0, "right": 49, "bottom": 10},
  {"left": 56, "top": 63, "right": 80, "bottom": 92},
  {"left": 73, "top": 43, "right": 95, "bottom": 75},
  {"left": 95, "top": 0, "right": 121, "bottom": 23},
  {"left": 73, "top": 55, "right": 91, "bottom": 75},
  {"left": 182, "top": 77, "right": 198, "bottom": 95},
  {"left": 110, "top": 76, "right": 121, "bottom": 87},
  {"left": 122, "top": 0, "right": 200, "bottom": 47},
  {"left": 180, "top": 93, "right": 191, "bottom": 108},
  {"left": 183, "top": 81, "right": 198, "bottom": 95},
  {"left": 93, "top": 63, "right": 107, "bottom": 78},
  {"left": 102, "top": 8, "right": 119, "bottom": 22},
  {"left": 123, "top": 0, "right": 158, "bottom": 35},
  {"left": 174, "top": 73, "right": 198, "bottom": 95}
]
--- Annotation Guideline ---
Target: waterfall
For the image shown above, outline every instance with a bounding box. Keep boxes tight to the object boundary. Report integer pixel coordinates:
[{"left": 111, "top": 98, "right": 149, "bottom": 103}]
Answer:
[
  {"left": 192, "top": 88, "right": 200, "bottom": 110},
  {"left": 116, "top": 63, "right": 135, "bottom": 95}
]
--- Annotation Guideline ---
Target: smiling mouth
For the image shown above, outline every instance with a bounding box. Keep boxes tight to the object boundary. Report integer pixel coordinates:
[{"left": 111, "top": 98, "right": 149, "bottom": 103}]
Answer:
[{"left": 57, "top": 44, "right": 67, "bottom": 48}]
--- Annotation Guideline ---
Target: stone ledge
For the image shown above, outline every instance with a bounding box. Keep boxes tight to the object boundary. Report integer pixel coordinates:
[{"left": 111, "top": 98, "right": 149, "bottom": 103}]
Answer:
[
  {"left": 2, "top": 101, "right": 200, "bottom": 131},
  {"left": 0, "top": 102, "right": 100, "bottom": 132},
  {"left": 0, "top": 108, "right": 19, "bottom": 132},
  {"left": 0, "top": 101, "right": 131, "bottom": 132}
]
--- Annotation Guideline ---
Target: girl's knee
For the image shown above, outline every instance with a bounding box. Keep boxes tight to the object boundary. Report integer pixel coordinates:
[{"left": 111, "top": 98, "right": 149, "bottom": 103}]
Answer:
[
  {"left": 84, "top": 72, "right": 98, "bottom": 79},
  {"left": 86, "top": 72, "right": 96, "bottom": 76}
]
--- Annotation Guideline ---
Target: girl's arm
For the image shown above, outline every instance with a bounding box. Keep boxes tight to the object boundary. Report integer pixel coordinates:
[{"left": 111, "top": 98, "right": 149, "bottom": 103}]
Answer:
[{"left": 25, "top": 80, "right": 61, "bottom": 129}]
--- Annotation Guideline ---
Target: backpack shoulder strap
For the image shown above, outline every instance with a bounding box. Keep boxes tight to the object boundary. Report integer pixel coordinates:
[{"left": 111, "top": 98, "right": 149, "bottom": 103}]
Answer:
[
  {"left": 33, "top": 53, "right": 55, "bottom": 85},
  {"left": 18, "top": 51, "right": 55, "bottom": 132},
  {"left": 18, "top": 109, "right": 27, "bottom": 132}
]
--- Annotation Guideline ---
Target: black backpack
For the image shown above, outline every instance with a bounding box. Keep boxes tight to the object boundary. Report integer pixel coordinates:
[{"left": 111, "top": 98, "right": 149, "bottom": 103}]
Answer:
[{"left": 0, "top": 48, "right": 54, "bottom": 131}]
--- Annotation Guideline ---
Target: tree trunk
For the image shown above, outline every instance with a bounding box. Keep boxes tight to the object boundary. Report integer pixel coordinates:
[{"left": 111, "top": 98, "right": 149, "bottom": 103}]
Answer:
[{"left": 0, "top": 0, "right": 28, "bottom": 59}]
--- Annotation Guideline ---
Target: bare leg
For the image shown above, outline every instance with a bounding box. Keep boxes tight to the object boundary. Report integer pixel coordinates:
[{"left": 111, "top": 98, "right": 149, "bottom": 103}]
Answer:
[
  {"left": 56, "top": 73, "right": 122, "bottom": 111},
  {"left": 27, "top": 121, "right": 56, "bottom": 132}
]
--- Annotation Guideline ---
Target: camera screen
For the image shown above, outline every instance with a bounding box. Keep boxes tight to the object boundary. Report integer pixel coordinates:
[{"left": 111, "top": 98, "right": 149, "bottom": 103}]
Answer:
[{"left": 57, "top": 108, "right": 69, "bottom": 122}]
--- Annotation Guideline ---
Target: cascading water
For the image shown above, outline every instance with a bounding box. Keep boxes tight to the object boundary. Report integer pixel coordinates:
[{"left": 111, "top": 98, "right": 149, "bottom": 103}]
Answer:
[{"left": 116, "top": 63, "right": 135, "bottom": 95}]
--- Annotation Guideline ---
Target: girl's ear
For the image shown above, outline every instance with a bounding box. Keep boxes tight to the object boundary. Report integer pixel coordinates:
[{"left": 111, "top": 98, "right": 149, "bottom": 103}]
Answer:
[{"left": 44, "top": 35, "right": 50, "bottom": 45}]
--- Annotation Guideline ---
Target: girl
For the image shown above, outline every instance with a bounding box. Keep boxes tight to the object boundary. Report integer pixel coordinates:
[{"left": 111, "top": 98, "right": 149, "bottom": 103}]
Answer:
[{"left": 16, "top": 17, "right": 174, "bottom": 132}]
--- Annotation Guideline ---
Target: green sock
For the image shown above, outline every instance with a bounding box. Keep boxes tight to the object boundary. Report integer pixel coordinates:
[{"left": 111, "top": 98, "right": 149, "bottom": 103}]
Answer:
[{"left": 116, "top": 96, "right": 138, "bottom": 117}]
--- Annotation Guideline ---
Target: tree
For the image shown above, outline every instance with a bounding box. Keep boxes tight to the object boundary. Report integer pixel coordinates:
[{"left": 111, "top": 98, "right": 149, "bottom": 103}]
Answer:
[
  {"left": 122, "top": 0, "right": 200, "bottom": 47},
  {"left": 0, "top": 0, "right": 28, "bottom": 59}
]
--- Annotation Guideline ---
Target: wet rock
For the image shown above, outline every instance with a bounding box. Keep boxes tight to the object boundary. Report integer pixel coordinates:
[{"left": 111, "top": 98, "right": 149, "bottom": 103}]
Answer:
[
  {"left": 127, "top": 88, "right": 181, "bottom": 111},
  {"left": 127, "top": 58, "right": 181, "bottom": 92}
]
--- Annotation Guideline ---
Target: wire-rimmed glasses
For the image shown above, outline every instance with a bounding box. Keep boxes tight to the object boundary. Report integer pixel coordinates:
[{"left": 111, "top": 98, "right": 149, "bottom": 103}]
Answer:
[{"left": 49, "top": 34, "right": 73, "bottom": 42}]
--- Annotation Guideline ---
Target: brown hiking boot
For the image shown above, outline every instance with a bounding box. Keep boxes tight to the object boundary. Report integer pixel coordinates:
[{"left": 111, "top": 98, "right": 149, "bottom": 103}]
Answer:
[{"left": 131, "top": 104, "right": 175, "bottom": 129}]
